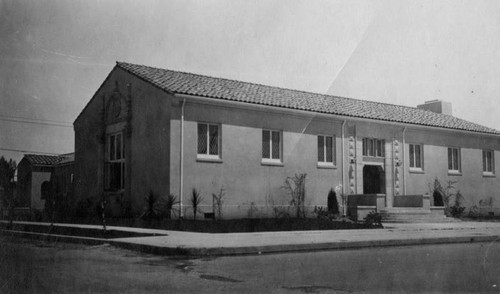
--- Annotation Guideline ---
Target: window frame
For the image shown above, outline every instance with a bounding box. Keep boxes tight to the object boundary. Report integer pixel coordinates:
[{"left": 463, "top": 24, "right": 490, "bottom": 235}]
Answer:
[
  {"left": 197, "top": 122, "right": 222, "bottom": 161},
  {"left": 362, "top": 138, "right": 385, "bottom": 158},
  {"left": 409, "top": 143, "right": 424, "bottom": 172},
  {"left": 262, "top": 129, "right": 282, "bottom": 165},
  {"left": 447, "top": 147, "right": 461, "bottom": 174},
  {"left": 482, "top": 150, "right": 495, "bottom": 176},
  {"left": 105, "top": 132, "right": 125, "bottom": 191},
  {"left": 317, "top": 134, "right": 336, "bottom": 167}
]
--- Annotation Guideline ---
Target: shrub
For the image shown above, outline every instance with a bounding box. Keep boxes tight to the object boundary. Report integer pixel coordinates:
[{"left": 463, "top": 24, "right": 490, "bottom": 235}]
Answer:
[
  {"left": 140, "top": 191, "right": 161, "bottom": 220},
  {"left": 479, "top": 197, "right": 495, "bottom": 214},
  {"left": 282, "top": 173, "right": 307, "bottom": 218},
  {"left": 272, "top": 206, "right": 291, "bottom": 219},
  {"left": 191, "top": 188, "right": 204, "bottom": 220},
  {"left": 163, "top": 193, "right": 179, "bottom": 219},
  {"left": 428, "top": 178, "right": 462, "bottom": 216},
  {"left": 364, "top": 211, "right": 382, "bottom": 227},
  {"left": 246, "top": 202, "right": 258, "bottom": 219},
  {"left": 468, "top": 205, "right": 480, "bottom": 219},
  {"left": 449, "top": 190, "right": 465, "bottom": 218},
  {"left": 313, "top": 206, "right": 329, "bottom": 220},
  {"left": 212, "top": 187, "right": 225, "bottom": 220}
]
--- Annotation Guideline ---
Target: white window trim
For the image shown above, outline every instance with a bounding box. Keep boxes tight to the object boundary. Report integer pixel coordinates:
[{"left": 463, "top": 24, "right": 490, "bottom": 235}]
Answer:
[
  {"left": 482, "top": 150, "right": 495, "bottom": 176},
  {"left": 447, "top": 147, "right": 461, "bottom": 175},
  {"left": 362, "top": 138, "right": 385, "bottom": 158},
  {"left": 409, "top": 143, "right": 424, "bottom": 172},
  {"left": 317, "top": 134, "right": 336, "bottom": 168},
  {"left": 262, "top": 129, "right": 282, "bottom": 164},
  {"left": 197, "top": 122, "right": 221, "bottom": 160}
]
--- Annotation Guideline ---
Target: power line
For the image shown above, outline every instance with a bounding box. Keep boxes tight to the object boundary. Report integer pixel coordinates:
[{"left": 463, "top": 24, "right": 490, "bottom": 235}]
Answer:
[
  {"left": 0, "top": 116, "right": 73, "bottom": 128},
  {"left": 0, "top": 115, "right": 72, "bottom": 125},
  {"left": 0, "top": 147, "right": 61, "bottom": 155}
]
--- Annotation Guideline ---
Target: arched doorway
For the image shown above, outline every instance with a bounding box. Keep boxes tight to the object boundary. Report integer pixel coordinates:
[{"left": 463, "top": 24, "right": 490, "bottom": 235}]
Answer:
[{"left": 363, "top": 165, "right": 385, "bottom": 194}]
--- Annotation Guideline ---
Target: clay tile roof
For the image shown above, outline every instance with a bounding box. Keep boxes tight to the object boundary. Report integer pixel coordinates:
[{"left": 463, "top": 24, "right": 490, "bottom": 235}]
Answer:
[
  {"left": 116, "top": 62, "right": 500, "bottom": 135},
  {"left": 24, "top": 153, "right": 74, "bottom": 166},
  {"left": 24, "top": 154, "right": 64, "bottom": 166}
]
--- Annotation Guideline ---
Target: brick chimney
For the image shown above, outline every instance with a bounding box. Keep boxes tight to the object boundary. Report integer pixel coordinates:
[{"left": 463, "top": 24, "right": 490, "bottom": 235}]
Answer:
[{"left": 417, "top": 100, "right": 452, "bottom": 115}]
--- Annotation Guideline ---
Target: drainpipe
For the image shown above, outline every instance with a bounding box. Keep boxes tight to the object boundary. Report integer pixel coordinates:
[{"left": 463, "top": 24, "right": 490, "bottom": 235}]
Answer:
[
  {"left": 402, "top": 127, "right": 407, "bottom": 195},
  {"left": 179, "top": 98, "right": 186, "bottom": 218},
  {"left": 341, "top": 120, "right": 347, "bottom": 216}
]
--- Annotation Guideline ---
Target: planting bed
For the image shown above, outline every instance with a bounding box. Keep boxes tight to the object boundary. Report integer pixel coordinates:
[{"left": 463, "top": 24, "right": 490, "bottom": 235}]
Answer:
[{"left": 60, "top": 217, "right": 381, "bottom": 233}]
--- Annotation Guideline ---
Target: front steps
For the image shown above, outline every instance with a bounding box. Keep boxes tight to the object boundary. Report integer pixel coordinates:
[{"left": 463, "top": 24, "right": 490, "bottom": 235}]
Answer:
[{"left": 379, "top": 207, "right": 457, "bottom": 223}]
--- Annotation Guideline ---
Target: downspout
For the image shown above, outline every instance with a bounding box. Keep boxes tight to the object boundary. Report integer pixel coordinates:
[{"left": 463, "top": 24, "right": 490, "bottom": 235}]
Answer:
[
  {"left": 179, "top": 98, "right": 186, "bottom": 218},
  {"left": 341, "top": 120, "right": 347, "bottom": 216},
  {"left": 402, "top": 127, "right": 407, "bottom": 195}
]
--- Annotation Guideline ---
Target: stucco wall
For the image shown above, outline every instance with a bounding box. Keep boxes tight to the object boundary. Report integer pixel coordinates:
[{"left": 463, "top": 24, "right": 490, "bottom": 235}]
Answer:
[
  {"left": 170, "top": 98, "right": 500, "bottom": 218},
  {"left": 128, "top": 74, "right": 172, "bottom": 215},
  {"left": 30, "top": 171, "right": 51, "bottom": 210},
  {"left": 404, "top": 128, "right": 500, "bottom": 213},
  {"left": 170, "top": 100, "right": 343, "bottom": 218}
]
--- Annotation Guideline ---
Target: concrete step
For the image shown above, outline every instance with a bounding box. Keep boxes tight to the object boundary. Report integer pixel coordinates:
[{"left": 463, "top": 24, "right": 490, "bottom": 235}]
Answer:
[{"left": 379, "top": 207, "right": 455, "bottom": 223}]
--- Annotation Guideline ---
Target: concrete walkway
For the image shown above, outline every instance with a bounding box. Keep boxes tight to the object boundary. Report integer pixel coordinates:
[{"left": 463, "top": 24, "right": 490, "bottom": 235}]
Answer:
[{"left": 2, "top": 220, "right": 500, "bottom": 256}]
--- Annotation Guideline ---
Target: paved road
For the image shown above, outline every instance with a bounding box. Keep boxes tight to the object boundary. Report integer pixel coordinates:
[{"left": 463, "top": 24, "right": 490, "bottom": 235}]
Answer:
[{"left": 1, "top": 235, "right": 499, "bottom": 293}]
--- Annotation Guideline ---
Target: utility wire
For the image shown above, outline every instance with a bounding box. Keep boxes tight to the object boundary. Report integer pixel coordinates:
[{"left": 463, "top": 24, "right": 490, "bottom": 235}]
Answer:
[
  {"left": 0, "top": 147, "right": 61, "bottom": 155},
  {"left": 0, "top": 116, "right": 73, "bottom": 128},
  {"left": 0, "top": 115, "right": 72, "bottom": 125}
]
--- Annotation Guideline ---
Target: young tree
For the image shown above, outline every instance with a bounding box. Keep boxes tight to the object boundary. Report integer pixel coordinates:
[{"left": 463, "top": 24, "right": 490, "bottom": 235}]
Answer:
[
  {"left": 190, "top": 188, "right": 204, "bottom": 220},
  {"left": 0, "top": 156, "right": 17, "bottom": 207}
]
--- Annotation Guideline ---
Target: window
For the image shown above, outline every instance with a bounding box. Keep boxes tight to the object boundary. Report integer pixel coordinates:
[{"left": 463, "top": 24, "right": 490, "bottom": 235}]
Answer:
[
  {"left": 197, "top": 123, "right": 220, "bottom": 158},
  {"left": 409, "top": 144, "right": 423, "bottom": 170},
  {"left": 262, "top": 130, "right": 281, "bottom": 162},
  {"left": 318, "top": 135, "right": 336, "bottom": 165},
  {"left": 447, "top": 147, "right": 461, "bottom": 173},
  {"left": 483, "top": 150, "right": 494, "bottom": 174},
  {"left": 105, "top": 133, "right": 125, "bottom": 191},
  {"left": 362, "top": 138, "right": 384, "bottom": 157}
]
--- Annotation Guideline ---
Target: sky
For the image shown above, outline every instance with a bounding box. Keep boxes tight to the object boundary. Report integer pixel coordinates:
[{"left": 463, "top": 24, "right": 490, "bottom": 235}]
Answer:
[{"left": 1, "top": 0, "right": 500, "bottom": 164}]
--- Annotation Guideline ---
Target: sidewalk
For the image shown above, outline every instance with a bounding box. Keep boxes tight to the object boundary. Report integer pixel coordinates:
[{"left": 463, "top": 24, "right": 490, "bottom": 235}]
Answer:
[{"left": 2, "top": 220, "right": 500, "bottom": 256}]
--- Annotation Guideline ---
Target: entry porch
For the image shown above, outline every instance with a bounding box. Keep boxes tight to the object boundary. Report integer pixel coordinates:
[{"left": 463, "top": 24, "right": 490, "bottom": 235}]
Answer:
[{"left": 348, "top": 194, "right": 450, "bottom": 223}]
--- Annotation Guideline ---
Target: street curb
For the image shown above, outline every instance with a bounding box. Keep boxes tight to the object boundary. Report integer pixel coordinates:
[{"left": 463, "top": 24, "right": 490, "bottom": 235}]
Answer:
[
  {"left": 0, "top": 229, "right": 108, "bottom": 246},
  {"left": 107, "top": 234, "right": 500, "bottom": 257}
]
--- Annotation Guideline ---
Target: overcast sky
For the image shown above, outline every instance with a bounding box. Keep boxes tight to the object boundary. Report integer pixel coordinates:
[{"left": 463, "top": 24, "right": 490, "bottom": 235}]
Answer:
[{"left": 1, "top": 0, "right": 500, "bottom": 163}]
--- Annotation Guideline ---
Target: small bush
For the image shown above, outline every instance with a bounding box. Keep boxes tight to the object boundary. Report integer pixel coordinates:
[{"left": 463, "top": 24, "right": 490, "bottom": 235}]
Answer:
[
  {"left": 364, "top": 211, "right": 382, "bottom": 227},
  {"left": 191, "top": 188, "right": 204, "bottom": 220},
  {"left": 140, "top": 191, "right": 161, "bottom": 220},
  {"left": 327, "top": 189, "right": 339, "bottom": 215},
  {"left": 468, "top": 205, "right": 480, "bottom": 219},
  {"left": 282, "top": 173, "right": 307, "bottom": 218},
  {"left": 212, "top": 187, "right": 225, "bottom": 220},
  {"left": 313, "top": 206, "right": 330, "bottom": 220}
]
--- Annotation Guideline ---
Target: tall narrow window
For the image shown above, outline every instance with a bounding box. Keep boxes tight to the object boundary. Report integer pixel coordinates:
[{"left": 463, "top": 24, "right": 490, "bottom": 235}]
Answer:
[
  {"left": 318, "top": 135, "right": 335, "bottom": 165},
  {"left": 262, "top": 129, "right": 281, "bottom": 162},
  {"left": 409, "top": 144, "right": 423, "bottom": 170},
  {"left": 105, "top": 133, "right": 125, "bottom": 191},
  {"left": 197, "top": 123, "right": 220, "bottom": 158},
  {"left": 483, "top": 150, "right": 494, "bottom": 174},
  {"left": 362, "top": 138, "right": 385, "bottom": 157},
  {"left": 447, "top": 147, "right": 461, "bottom": 173}
]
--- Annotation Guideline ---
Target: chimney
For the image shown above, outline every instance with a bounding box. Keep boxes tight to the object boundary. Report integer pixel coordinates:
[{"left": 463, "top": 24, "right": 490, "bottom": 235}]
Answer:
[{"left": 417, "top": 100, "right": 452, "bottom": 115}]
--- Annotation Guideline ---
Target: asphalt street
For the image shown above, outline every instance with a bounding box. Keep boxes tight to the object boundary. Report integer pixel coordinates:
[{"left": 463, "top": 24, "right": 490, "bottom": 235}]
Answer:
[{"left": 1, "top": 235, "right": 499, "bottom": 293}]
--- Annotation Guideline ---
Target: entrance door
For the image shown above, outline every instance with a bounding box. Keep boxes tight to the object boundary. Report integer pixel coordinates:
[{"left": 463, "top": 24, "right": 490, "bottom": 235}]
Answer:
[{"left": 363, "top": 165, "right": 385, "bottom": 194}]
